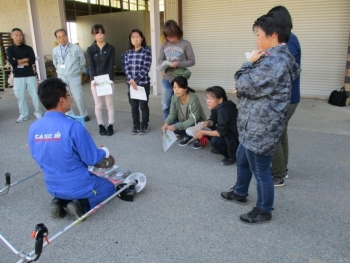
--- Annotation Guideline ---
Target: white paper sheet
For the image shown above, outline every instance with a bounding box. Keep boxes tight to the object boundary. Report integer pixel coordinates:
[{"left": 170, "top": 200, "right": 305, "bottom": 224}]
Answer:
[
  {"left": 162, "top": 129, "right": 177, "bottom": 152},
  {"left": 130, "top": 85, "right": 147, "bottom": 101},
  {"left": 156, "top": 61, "right": 172, "bottom": 74},
  {"left": 185, "top": 123, "right": 204, "bottom": 137},
  {"left": 94, "top": 74, "right": 113, "bottom": 96},
  {"left": 245, "top": 50, "right": 255, "bottom": 61}
]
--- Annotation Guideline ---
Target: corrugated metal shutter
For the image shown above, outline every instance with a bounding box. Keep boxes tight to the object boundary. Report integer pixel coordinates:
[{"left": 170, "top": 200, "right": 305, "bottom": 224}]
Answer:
[{"left": 182, "top": 0, "right": 350, "bottom": 98}]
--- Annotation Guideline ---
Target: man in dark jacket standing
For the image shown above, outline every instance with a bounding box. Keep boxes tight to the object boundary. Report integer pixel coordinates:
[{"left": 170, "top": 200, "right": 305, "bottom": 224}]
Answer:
[{"left": 6, "top": 28, "right": 42, "bottom": 123}]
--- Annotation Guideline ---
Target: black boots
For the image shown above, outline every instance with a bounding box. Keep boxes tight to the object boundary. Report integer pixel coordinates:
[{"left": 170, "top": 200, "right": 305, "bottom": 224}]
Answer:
[
  {"left": 107, "top": 124, "right": 114, "bottom": 136},
  {"left": 99, "top": 124, "right": 114, "bottom": 136},
  {"left": 99, "top": 124, "right": 107, "bottom": 135}
]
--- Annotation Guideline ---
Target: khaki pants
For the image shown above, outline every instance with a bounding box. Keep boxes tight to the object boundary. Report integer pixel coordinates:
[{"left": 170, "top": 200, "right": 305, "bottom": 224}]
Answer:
[
  {"left": 58, "top": 74, "right": 89, "bottom": 117},
  {"left": 271, "top": 103, "right": 298, "bottom": 179},
  {"left": 13, "top": 76, "right": 42, "bottom": 119}
]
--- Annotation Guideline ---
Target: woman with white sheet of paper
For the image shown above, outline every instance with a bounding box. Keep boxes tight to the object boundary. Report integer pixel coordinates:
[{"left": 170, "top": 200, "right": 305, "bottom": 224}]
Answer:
[
  {"left": 87, "top": 24, "right": 116, "bottom": 136},
  {"left": 125, "top": 29, "right": 152, "bottom": 135}
]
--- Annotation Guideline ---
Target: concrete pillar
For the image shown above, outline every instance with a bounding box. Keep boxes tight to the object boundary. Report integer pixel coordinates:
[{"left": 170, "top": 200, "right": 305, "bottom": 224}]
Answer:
[
  {"left": 345, "top": 32, "right": 350, "bottom": 105},
  {"left": 58, "top": 0, "right": 67, "bottom": 28},
  {"left": 26, "top": 0, "right": 47, "bottom": 82},
  {"left": 149, "top": 0, "right": 162, "bottom": 95}
]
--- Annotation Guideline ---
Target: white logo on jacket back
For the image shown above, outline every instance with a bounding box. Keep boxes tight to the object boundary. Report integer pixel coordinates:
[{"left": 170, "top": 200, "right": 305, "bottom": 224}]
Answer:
[{"left": 34, "top": 132, "right": 61, "bottom": 141}]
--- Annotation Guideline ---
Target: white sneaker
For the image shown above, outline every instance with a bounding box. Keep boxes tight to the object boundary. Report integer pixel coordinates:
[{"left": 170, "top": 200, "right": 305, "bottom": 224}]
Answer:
[
  {"left": 36, "top": 115, "right": 42, "bottom": 120},
  {"left": 16, "top": 117, "right": 29, "bottom": 123}
]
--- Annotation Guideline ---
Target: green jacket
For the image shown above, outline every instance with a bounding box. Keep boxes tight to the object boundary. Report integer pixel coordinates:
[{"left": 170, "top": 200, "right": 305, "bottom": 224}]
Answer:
[
  {"left": 165, "top": 92, "right": 207, "bottom": 130},
  {"left": 167, "top": 68, "right": 192, "bottom": 79}
]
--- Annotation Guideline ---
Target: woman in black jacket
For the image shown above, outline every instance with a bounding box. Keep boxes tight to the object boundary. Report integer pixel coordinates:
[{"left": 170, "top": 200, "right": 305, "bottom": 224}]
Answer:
[
  {"left": 87, "top": 24, "right": 115, "bottom": 136},
  {"left": 193, "top": 86, "right": 239, "bottom": 165}
]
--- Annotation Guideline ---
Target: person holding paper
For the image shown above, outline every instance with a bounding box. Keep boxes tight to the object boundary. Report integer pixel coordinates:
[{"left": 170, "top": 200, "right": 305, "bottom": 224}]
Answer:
[
  {"left": 161, "top": 76, "right": 206, "bottom": 149},
  {"left": 158, "top": 20, "right": 195, "bottom": 120},
  {"left": 125, "top": 29, "right": 152, "bottom": 135},
  {"left": 193, "top": 86, "right": 239, "bottom": 166},
  {"left": 87, "top": 24, "right": 115, "bottom": 136},
  {"left": 220, "top": 13, "right": 300, "bottom": 224}
]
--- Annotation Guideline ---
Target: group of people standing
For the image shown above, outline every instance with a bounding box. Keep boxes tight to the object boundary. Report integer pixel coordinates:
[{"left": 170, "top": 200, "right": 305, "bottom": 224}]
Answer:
[
  {"left": 159, "top": 6, "right": 301, "bottom": 224},
  {"left": 10, "top": 5, "right": 301, "bottom": 225},
  {"left": 7, "top": 24, "right": 152, "bottom": 138},
  {"left": 53, "top": 25, "right": 116, "bottom": 136}
]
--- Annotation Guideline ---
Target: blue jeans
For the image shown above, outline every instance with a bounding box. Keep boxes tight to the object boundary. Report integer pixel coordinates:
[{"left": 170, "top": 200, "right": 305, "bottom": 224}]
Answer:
[
  {"left": 162, "top": 79, "right": 173, "bottom": 120},
  {"left": 233, "top": 144, "right": 274, "bottom": 212}
]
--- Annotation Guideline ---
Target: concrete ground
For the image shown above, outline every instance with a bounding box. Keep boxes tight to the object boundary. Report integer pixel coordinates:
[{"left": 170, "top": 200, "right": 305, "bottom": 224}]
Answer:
[{"left": 0, "top": 78, "right": 350, "bottom": 263}]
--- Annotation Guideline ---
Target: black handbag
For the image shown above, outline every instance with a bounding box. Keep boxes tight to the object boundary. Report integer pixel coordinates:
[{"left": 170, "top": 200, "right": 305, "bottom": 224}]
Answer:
[{"left": 328, "top": 87, "right": 347, "bottom": 107}]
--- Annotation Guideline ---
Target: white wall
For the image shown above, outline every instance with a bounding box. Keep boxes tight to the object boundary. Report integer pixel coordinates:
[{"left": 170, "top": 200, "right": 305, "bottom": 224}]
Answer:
[
  {"left": 76, "top": 11, "right": 151, "bottom": 71},
  {"left": 0, "top": 0, "right": 65, "bottom": 58}
]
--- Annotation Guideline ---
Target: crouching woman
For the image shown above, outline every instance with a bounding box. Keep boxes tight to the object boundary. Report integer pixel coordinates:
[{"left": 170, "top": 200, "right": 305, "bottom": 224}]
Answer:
[
  {"left": 161, "top": 76, "right": 206, "bottom": 149},
  {"left": 194, "top": 86, "right": 239, "bottom": 165}
]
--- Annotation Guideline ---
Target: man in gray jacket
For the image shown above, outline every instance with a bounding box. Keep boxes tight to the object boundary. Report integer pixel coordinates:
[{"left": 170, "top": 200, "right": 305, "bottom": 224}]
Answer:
[
  {"left": 53, "top": 29, "right": 89, "bottom": 121},
  {"left": 220, "top": 13, "right": 301, "bottom": 224}
]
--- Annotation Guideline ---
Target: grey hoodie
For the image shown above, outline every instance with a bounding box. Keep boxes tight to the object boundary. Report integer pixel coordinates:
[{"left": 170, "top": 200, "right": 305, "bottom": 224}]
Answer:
[{"left": 234, "top": 45, "right": 301, "bottom": 156}]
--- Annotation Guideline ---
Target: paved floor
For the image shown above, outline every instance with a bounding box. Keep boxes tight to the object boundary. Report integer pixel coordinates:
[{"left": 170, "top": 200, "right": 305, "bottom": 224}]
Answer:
[{"left": 0, "top": 78, "right": 350, "bottom": 263}]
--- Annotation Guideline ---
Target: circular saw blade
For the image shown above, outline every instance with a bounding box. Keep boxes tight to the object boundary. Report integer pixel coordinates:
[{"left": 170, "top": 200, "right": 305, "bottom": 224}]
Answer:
[{"left": 123, "top": 172, "right": 147, "bottom": 193}]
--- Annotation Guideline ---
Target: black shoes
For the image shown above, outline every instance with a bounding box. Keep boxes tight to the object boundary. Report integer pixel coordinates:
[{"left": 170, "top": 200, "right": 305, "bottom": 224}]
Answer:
[
  {"left": 240, "top": 207, "right": 272, "bottom": 224},
  {"left": 179, "top": 137, "right": 193, "bottom": 146},
  {"left": 107, "top": 124, "right": 114, "bottom": 136},
  {"left": 84, "top": 115, "right": 90, "bottom": 122},
  {"left": 221, "top": 157, "right": 236, "bottom": 166},
  {"left": 273, "top": 177, "right": 285, "bottom": 187},
  {"left": 211, "top": 148, "right": 220, "bottom": 154},
  {"left": 50, "top": 198, "right": 66, "bottom": 218},
  {"left": 66, "top": 200, "right": 85, "bottom": 220},
  {"left": 131, "top": 127, "right": 148, "bottom": 135},
  {"left": 131, "top": 127, "right": 139, "bottom": 135},
  {"left": 139, "top": 127, "right": 148, "bottom": 135},
  {"left": 221, "top": 189, "right": 248, "bottom": 205},
  {"left": 192, "top": 139, "right": 202, "bottom": 149},
  {"left": 99, "top": 124, "right": 107, "bottom": 135}
]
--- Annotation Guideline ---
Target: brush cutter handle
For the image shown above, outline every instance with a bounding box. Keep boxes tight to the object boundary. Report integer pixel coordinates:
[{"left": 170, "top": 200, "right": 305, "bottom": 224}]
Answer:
[
  {"left": 5, "top": 172, "right": 11, "bottom": 185},
  {"left": 27, "top": 223, "right": 48, "bottom": 262}
]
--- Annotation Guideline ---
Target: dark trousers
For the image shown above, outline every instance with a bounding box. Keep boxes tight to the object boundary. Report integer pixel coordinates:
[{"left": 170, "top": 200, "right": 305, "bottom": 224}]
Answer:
[
  {"left": 128, "top": 84, "right": 150, "bottom": 129},
  {"left": 271, "top": 103, "right": 298, "bottom": 179},
  {"left": 209, "top": 136, "right": 230, "bottom": 158}
]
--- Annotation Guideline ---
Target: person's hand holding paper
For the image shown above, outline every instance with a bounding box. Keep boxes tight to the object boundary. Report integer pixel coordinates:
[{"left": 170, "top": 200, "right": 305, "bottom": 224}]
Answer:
[{"left": 129, "top": 85, "right": 147, "bottom": 101}]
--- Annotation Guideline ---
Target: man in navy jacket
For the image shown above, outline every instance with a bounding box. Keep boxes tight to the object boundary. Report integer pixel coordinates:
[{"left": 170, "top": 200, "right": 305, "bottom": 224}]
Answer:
[{"left": 6, "top": 28, "right": 42, "bottom": 122}]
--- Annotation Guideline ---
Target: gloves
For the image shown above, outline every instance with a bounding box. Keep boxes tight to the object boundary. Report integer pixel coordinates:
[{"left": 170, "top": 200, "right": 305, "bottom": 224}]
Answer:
[
  {"left": 94, "top": 155, "right": 115, "bottom": 169},
  {"left": 200, "top": 136, "right": 208, "bottom": 146},
  {"left": 100, "top": 146, "right": 110, "bottom": 158}
]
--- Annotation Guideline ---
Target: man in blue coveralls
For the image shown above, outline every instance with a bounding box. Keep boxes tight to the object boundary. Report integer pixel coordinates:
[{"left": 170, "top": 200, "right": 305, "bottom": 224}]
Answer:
[{"left": 28, "top": 78, "right": 116, "bottom": 219}]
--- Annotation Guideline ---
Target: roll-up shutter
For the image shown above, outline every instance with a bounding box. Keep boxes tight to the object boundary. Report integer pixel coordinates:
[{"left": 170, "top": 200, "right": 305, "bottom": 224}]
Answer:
[{"left": 182, "top": 0, "right": 350, "bottom": 98}]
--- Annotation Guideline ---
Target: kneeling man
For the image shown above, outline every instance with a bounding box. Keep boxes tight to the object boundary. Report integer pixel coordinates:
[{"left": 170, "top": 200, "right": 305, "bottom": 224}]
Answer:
[{"left": 28, "top": 78, "right": 116, "bottom": 219}]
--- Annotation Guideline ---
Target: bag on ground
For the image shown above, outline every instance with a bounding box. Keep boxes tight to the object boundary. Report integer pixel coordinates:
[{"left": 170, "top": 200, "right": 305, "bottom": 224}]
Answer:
[{"left": 328, "top": 87, "right": 347, "bottom": 107}]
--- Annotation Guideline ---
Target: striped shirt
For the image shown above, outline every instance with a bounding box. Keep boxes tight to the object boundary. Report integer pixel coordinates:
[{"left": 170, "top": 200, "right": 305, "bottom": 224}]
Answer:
[{"left": 125, "top": 47, "right": 152, "bottom": 86}]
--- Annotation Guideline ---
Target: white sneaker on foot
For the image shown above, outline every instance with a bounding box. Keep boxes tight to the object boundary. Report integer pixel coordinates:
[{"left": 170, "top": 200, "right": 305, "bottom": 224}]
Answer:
[{"left": 16, "top": 117, "right": 29, "bottom": 123}]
